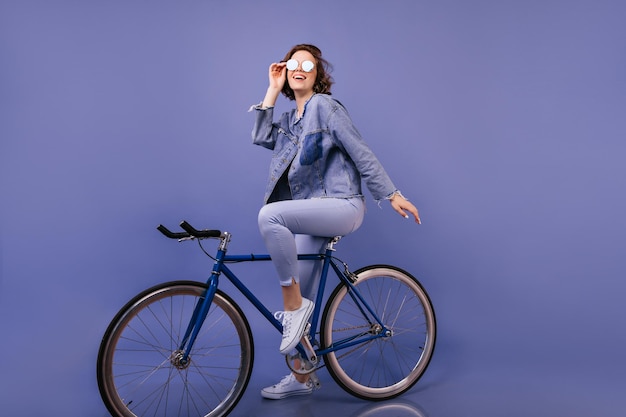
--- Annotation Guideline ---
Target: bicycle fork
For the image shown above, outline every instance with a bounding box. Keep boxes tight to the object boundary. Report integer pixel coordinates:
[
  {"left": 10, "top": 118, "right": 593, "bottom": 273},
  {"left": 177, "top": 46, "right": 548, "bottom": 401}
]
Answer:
[{"left": 175, "top": 271, "right": 220, "bottom": 367}]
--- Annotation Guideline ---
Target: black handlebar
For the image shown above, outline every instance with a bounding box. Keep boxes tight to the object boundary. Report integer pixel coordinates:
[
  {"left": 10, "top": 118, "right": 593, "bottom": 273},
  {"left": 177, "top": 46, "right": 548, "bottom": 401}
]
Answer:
[{"left": 157, "top": 221, "right": 222, "bottom": 239}]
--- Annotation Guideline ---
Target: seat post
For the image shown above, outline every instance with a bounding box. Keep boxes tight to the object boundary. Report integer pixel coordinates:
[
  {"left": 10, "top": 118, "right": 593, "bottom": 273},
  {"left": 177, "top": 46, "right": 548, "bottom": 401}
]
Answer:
[{"left": 326, "top": 236, "right": 342, "bottom": 252}]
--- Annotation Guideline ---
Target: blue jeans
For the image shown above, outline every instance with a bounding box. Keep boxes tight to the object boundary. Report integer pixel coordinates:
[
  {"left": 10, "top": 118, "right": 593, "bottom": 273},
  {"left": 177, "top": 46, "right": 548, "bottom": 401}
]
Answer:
[{"left": 258, "top": 197, "right": 365, "bottom": 297}]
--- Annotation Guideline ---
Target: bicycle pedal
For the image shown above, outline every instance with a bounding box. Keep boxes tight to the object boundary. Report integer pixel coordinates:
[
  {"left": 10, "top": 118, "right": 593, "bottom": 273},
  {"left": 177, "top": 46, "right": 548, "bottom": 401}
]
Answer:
[{"left": 308, "top": 371, "right": 322, "bottom": 390}]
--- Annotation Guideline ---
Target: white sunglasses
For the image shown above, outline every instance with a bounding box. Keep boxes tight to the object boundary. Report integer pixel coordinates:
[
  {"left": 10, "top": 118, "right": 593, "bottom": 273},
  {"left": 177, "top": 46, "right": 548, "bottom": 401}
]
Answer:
[{"left": 286, "top": 59, "right": 315, "bottom": 72}]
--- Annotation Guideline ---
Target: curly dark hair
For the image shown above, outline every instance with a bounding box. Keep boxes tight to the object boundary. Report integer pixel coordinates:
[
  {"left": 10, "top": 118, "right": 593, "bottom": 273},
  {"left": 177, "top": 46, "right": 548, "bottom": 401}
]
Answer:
[{"left": 281, "top": 44, "right": 334, "bottom": 100}]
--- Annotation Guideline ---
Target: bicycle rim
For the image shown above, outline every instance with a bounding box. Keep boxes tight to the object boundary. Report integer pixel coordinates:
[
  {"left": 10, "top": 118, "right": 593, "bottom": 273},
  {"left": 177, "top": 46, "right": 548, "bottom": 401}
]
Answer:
[
  {"left": 97, "top": 281, "right": 253, "bottom": 417},
  {"left": 321, "top": 265, "right": 436, "bottom": 400}
]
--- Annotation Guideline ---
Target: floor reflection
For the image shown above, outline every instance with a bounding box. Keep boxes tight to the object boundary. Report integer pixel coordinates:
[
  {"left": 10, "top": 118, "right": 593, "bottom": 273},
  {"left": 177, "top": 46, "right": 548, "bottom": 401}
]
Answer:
[
  {"left": 229, "top": 373, "right": 431, "bottom": 417},
  {"left": 347, "top": 398, "right": 429, "bottom": 417},
  {"left": 230, "top": 394, "right": 430, "bottom": 417}
]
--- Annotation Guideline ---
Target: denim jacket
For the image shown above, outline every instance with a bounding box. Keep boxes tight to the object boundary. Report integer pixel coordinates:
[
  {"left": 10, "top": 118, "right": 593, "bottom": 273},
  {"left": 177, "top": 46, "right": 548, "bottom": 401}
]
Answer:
[{"left": 251, "top": 94, "right": 397, "bottom": 204}]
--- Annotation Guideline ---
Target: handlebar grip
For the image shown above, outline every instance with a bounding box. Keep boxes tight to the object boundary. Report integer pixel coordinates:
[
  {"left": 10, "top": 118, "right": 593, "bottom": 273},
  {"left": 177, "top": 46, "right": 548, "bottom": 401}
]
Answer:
[
  {"left": 179, "top": 221, "right": 222, "bottom": 238},
  {"left": 157, "top": 224, "right": 190, "bottom": 239}
]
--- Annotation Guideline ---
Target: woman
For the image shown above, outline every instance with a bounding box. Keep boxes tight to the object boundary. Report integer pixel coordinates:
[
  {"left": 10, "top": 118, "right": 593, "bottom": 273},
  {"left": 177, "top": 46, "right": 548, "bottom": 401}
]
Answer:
[{"left": 251, "top": 44, "right": 420, "bottom": 399}]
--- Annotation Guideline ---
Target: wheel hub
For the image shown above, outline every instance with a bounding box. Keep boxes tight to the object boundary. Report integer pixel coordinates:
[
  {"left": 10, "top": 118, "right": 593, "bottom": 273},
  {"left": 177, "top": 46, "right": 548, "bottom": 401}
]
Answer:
[
  {"left": 370, "top": 324, "right": 393, "bottom": 338},
  {"left": 170, "top": 350, "right": 191, "bottom": 370}
]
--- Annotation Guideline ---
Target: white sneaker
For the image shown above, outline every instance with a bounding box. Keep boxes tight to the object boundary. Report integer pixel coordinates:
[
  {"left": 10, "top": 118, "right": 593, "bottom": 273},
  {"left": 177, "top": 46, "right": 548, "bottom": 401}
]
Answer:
[
  {"left": 261, "top": 374, "right": 313, "bottom": 400},
  {"left": 275, "top": 298, "right": 314, "bottom": 354}
]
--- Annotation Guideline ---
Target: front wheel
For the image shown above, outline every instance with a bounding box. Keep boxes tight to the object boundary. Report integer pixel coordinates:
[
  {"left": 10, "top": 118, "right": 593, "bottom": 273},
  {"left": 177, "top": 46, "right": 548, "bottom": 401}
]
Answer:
[
  {"left": 321, "top": 265, "right": 436, "bottom": 400},
  {"left": 97, "top": 281, "right": 254, "bottom": 417}
]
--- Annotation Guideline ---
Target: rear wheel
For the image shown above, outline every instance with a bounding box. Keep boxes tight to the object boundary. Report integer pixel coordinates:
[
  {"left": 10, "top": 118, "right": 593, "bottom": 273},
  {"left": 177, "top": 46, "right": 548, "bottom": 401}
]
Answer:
[{"left": 321, "top": 265, "right": 436, "bottom": 400}]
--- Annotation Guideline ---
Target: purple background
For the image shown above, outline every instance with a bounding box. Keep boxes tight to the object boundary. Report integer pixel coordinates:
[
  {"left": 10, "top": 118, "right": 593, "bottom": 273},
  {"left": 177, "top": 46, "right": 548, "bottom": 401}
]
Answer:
[{"left": 1, "top": 1, "right": 625, "bottom": 416}]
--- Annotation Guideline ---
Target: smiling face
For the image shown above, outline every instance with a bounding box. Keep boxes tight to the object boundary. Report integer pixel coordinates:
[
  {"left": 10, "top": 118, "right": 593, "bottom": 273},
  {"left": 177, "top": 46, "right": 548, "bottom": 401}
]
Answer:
[
  {"left": 286, "top": 50, "right": 318, "bottom": 97},
  {"left": 279, "top": 44, "right": 333, "bottom": 101}
]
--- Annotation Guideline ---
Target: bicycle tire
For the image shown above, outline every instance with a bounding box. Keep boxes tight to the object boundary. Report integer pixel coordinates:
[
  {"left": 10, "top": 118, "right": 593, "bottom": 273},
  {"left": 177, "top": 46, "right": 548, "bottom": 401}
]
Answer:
[
  {"left": 320, "top": 265, "right": 436, "bottom": 400},
  {"left": 97, "top": 281, "right": 254, "bottom": 417}
]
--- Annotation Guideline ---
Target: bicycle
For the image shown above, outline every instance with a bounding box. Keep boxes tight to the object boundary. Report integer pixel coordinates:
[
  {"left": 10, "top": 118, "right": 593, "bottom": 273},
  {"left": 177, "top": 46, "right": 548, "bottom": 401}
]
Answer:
[{"left": 97, "top": 220, "right": 436, "bottom": 417}]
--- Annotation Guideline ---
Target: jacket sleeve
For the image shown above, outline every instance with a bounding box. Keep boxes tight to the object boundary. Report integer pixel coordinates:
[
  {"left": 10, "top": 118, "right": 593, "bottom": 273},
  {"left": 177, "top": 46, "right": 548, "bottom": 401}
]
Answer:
[
  {"left": 250, "top": 105, "right": 278, "bottom": 150},
  {"left": 328, "top": 105, "right": 398, "bottom": 201}
]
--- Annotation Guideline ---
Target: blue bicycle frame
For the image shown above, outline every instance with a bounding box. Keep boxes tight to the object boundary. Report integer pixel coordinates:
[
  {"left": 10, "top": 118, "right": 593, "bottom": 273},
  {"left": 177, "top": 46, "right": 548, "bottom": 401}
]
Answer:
[{"left": 176, "top": 239, "right": 391, "bottom": 364}]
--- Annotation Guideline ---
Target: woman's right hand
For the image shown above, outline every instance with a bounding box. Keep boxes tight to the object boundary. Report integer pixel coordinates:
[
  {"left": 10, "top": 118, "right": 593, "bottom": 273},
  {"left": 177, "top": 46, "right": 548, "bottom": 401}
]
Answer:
[
  {"left": 261, "top": 63, "right": 286, "bottom": 109},
  {"left": 268, "top": 62, "right": 287, "bottom": 91}
]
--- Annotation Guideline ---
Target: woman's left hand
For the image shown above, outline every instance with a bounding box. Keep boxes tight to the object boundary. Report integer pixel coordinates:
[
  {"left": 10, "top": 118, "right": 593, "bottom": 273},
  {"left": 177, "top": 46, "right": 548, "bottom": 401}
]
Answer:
[{"left": 390, "top": 194, "right": 421, "bottom": 224}]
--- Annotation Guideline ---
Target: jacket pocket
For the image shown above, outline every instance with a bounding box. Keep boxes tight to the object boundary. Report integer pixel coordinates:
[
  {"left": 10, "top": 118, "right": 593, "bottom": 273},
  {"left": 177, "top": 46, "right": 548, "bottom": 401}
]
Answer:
[{"left": 300, "top": 131, "right": 324, "bottom": 165}]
